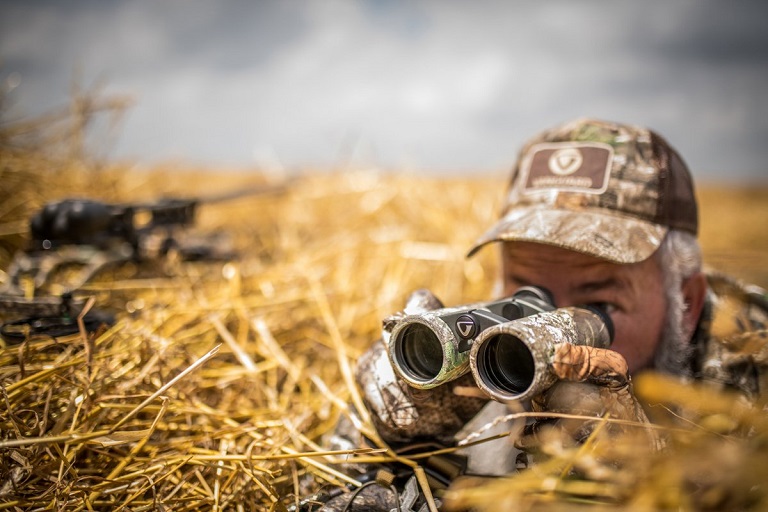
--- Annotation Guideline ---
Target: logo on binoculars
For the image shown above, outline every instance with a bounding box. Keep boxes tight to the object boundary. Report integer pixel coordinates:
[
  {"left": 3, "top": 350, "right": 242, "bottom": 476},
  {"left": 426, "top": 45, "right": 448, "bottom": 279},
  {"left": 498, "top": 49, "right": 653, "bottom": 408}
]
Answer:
[{"left": 456, "top": 315, "right": 477, "bottom": 339}]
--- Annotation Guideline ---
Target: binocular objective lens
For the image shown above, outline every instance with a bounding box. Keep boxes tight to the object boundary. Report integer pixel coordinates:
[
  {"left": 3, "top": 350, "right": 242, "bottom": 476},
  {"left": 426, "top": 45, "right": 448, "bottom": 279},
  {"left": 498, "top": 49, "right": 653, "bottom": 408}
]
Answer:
[
  {"left": 480, "top": 334, "right": 535, "bottom": 396},
  {"left": 398, "top": 324, "right": 443, "bottom": 381}
]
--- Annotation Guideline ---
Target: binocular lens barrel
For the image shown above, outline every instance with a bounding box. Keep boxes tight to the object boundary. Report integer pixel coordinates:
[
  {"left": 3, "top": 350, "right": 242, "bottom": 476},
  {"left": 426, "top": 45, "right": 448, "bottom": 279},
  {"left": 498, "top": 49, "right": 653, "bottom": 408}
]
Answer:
[
  {"left": 470, "top": 306, "right": 614, "bottom": 402},
  {"left": 396, "top": 323, "right": 444, "bottom": 381},
  {"left": 475, "top": 333, "right": 535, "bottom": 396}
]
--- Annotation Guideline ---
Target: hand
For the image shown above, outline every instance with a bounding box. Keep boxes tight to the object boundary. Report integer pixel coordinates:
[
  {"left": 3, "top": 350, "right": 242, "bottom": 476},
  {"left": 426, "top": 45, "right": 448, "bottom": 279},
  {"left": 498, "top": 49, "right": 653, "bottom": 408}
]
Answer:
[
  {"left": 357, "top": 289, "right": 489, "bottom": 447},
  {"left": 516, "top": 344, "right": 659, "bottom": 452}
]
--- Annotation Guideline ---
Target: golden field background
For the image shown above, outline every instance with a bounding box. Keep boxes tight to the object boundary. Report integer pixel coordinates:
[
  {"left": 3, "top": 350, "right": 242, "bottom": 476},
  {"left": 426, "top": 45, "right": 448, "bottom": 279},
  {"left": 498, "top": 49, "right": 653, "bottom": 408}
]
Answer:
[{"left": 0, "top": 102, "right": 766, "bottom": 510}]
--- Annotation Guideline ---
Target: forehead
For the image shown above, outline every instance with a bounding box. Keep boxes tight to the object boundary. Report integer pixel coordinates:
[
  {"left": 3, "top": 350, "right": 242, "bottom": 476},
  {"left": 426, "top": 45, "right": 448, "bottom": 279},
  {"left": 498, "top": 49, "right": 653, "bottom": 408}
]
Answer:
[
  {"left": 500, "top": 242, "right": 658, "bottom": 284},
  {"left": 503, "top": 242, "right": 612, "bottom": 267}
]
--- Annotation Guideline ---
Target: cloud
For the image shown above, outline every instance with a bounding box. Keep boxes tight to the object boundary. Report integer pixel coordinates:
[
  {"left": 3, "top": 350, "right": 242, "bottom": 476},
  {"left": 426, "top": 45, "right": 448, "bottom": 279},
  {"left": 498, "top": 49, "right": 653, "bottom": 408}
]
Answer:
[{"left": 1, "top": 0, "right": 767, "bottom": 180}]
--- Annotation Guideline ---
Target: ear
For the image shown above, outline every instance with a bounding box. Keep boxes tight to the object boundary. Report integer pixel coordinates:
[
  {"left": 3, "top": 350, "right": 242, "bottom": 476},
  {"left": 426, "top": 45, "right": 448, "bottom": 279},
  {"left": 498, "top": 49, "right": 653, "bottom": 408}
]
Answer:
[{"left": 681, "top": 271, "right": 707, "bottom": 338}]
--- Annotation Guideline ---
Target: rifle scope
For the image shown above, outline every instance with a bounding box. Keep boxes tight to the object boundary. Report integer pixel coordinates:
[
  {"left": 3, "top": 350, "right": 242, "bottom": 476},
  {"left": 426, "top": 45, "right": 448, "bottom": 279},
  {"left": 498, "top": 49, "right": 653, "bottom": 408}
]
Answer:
[
  {"left": 387, "top": 286, "right": 554, "bottom": 389},
  {"left": 469, "top": 305, "right": 614, "bottom": 402}
]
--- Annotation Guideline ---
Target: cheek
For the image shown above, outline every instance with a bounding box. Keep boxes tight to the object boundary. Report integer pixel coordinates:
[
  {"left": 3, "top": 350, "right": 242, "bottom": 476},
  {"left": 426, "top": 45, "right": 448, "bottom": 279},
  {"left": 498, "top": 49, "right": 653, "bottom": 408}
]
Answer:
[{"left": 609, "top": 295, "right": 667, "bottom": 373}]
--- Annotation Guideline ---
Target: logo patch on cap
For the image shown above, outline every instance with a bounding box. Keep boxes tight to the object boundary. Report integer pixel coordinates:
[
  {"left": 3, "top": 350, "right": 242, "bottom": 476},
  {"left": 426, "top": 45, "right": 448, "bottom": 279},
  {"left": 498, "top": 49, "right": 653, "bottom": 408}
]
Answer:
[
  {"left": 521, "top": 142, "right": 613, "bottom": 195},
  {"left": 548, "top": 147, "right": 583, "bottom": 175}
]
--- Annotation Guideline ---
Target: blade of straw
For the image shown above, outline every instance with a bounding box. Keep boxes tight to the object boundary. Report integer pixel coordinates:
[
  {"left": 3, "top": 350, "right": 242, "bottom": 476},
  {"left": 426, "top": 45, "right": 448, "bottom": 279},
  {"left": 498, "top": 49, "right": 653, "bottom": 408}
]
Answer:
[
  {"left": 112, "top": 344, "right": 221, "bottom": 431},
  {"left": 211, "top": 314, "right": 257, "bottom": 373}
]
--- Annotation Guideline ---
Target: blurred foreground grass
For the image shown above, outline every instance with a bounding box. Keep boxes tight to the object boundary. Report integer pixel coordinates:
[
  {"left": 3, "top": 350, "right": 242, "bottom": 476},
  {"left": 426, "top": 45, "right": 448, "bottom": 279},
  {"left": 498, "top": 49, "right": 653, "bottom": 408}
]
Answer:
[{"left": 0, "top": 102, "right": 766, "bottom": 510}]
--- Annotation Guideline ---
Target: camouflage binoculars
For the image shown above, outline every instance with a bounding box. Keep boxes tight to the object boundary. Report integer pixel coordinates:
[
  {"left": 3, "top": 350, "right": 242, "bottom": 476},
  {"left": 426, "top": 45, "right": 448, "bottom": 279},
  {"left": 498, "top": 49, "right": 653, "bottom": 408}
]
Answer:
[{"left": 387, "top": 286, "right": 615, "bottom": 402}]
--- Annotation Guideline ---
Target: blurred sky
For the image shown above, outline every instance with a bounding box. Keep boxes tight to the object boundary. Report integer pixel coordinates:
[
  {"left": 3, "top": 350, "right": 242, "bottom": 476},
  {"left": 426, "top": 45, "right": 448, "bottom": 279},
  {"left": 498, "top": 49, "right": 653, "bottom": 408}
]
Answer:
[{"left": 1, "top": 0, "right": 768, "bottom": 182}]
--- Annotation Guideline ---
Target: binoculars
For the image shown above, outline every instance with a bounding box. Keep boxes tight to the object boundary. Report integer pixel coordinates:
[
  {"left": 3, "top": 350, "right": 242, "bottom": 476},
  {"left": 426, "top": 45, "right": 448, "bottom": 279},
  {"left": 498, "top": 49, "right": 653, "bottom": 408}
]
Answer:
[{"left": 387, "top": 286, "right": 614, "bottom": 402}]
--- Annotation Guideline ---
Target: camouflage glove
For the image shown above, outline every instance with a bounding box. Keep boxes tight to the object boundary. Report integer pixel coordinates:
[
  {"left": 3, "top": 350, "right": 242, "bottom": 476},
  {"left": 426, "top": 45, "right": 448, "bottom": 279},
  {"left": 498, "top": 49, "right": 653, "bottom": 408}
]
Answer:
[
  {"left": 516, "top": 344, "right": 658, "bottom": 451},
  {"left": 356, "top": 290, "right": 489, "bottom": 447}
]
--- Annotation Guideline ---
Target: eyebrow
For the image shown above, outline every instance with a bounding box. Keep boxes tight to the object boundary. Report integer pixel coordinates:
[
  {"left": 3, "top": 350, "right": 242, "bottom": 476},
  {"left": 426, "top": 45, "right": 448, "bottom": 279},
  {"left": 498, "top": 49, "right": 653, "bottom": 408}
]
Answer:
[
  {"left": 505, "top": 273, "right": 622, "bottom": 294},
  {"left": 575, "top": 278, "right": 622, "bottom": 294},
  {"left": 504, "top": 273, "right": 533, "bottom": 288}
]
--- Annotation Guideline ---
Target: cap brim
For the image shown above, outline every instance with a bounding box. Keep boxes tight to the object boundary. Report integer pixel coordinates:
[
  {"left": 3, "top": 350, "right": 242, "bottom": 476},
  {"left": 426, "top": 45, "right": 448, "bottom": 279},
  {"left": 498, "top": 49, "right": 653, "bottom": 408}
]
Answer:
[{"left": 467, "top": 206, "right": 668, "bottom": 264}]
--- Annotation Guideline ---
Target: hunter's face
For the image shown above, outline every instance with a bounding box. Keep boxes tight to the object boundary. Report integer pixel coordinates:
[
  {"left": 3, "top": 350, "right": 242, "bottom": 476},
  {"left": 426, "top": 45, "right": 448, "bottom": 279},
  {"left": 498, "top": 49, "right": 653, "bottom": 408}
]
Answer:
[{"left": 500, "top": 242, "right": 667, "bottom": 374}]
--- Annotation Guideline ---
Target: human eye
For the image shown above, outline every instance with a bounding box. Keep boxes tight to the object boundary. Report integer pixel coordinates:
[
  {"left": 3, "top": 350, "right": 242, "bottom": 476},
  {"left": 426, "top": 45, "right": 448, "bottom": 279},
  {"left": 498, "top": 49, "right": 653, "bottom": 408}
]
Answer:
[
  {"left": 586, "top": 301, "right": 618, "bottom": 315},
  {"left": 502, "top": 274, "right": 530, "bottom": 296}
]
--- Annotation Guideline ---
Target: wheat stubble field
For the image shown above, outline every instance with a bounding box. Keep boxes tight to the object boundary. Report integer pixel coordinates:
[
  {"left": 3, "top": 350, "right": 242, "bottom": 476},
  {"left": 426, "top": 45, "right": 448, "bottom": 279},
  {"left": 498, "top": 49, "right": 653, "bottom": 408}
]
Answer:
[{"left": 0, "top": 109, "right": 766, "bottom": 511}]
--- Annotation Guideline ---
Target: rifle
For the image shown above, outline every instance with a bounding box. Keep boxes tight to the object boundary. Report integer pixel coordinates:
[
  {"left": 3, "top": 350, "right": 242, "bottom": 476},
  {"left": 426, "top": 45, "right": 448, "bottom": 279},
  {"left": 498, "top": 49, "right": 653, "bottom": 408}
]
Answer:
[
  {"left": 3, "top": 182, "right": 285, "bottom": 295},
  {"left": 0, "top": 181, "right": 288, "bottom": 343},
  {"left": 386, "top": 286, "right": 614, "bottom": 402}
]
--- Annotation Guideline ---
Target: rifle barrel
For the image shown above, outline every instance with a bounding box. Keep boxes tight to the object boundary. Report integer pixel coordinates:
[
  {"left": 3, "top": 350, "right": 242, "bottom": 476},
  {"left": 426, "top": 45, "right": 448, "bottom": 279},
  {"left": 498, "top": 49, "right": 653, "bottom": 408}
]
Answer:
[{"left": 134, "top": 179, "right": 292, "bottom": 210}]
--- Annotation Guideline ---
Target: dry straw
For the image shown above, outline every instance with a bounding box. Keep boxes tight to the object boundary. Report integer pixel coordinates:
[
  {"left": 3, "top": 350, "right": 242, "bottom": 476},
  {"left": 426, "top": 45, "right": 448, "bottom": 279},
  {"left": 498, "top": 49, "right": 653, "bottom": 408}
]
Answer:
[{"left": 1, "top": 98, "right": 766, "bottom": 510}]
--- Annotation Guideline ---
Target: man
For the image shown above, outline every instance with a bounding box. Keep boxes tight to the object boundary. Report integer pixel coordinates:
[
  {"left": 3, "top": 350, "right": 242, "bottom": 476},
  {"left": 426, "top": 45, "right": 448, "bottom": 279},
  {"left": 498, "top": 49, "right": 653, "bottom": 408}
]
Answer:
[{"left": 321, "top": 118, "right": 767, "bottom": 510}]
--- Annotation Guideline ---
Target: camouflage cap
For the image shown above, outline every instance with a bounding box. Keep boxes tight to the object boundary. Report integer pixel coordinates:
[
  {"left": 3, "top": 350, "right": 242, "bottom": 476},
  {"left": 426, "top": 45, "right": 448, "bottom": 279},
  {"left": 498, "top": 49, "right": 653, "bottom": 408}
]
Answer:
[{"left": 468, "top": 118, "right": 698, "bottom": 263}]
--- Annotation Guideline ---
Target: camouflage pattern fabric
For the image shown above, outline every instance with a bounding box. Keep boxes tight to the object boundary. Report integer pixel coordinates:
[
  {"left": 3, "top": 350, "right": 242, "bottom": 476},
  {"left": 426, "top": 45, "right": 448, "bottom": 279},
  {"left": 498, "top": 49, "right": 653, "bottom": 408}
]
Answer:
[
  {"left": 468, "top": 118, "right": 697, "bottom": 264},
  {"left": 356, "top": 341, "right": 488, "bottom": 446},
  {"left": 694, "top": 272, "right": 768, "bottom": 400},
  {"left": 317, "top": 482, "right": 396, "bottom": 512},
  {"left": 355, "top": 289, "right": 490, "bottom": 446},
  {"left": 517, "top": 344, "right": 660, "bottom": 451}
]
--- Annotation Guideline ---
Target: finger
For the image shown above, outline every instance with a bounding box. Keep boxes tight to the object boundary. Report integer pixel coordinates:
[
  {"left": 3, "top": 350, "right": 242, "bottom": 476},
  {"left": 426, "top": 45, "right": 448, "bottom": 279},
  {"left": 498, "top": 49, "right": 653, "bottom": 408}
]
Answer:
[{"left": 551, "top": 344, "right": 629, "bottom": 389}]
